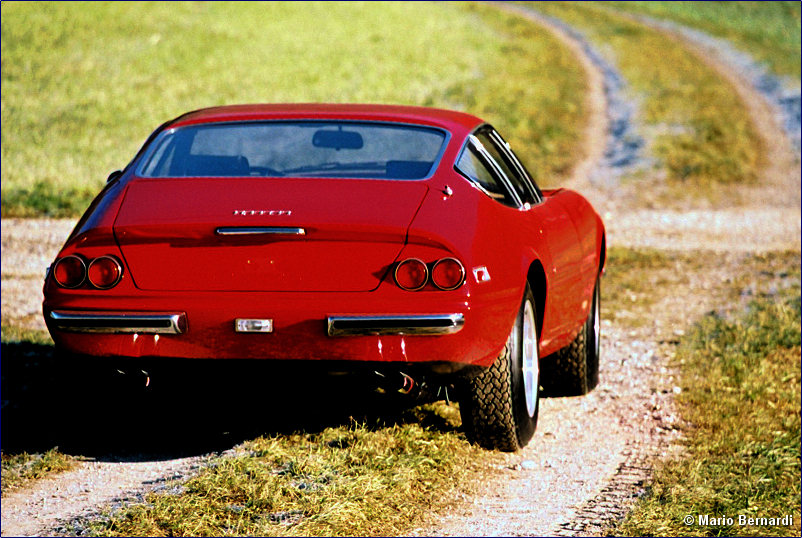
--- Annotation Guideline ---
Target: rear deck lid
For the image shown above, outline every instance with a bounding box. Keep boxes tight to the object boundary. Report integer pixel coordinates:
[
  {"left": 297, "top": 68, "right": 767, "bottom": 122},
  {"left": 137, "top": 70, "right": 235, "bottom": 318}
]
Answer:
[{"left": 114, "top": 178, "right": 428, "bottom": 291}]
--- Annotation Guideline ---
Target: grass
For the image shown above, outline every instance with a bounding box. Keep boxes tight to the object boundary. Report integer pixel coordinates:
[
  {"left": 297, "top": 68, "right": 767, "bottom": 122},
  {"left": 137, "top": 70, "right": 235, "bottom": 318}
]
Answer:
[
  {"left": 603, "top": 247, "right": 676, "bottom": 324},
  {"left": 529, "top": 1, "right": 765, "bottom": 202},
  {"left": 1, "top": 1, "right": 587, "bottom": 217},
  {"left": 613, "top": 259, "right": 801, "bottom": 536},
  {"left": 1, "top": 324, "right": 54, "bottom": 346},
  {"left": 1, "top": 448, "right": 76, "bottom": 493},
  {"left": 88, "top": 403, "right": 492, "bottom": 537},
  {"left": 609, "top": 1, "right": 802, "bottom": 79},
  {"left": 601, "top": 247, "right": 712, "bottom": 328}
]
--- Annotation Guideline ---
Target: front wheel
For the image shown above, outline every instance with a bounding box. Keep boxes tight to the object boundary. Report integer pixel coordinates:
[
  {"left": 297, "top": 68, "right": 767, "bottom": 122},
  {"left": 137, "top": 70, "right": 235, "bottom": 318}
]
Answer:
[{"left": 459, "top": 284, "right": 540, "bottom": 451}]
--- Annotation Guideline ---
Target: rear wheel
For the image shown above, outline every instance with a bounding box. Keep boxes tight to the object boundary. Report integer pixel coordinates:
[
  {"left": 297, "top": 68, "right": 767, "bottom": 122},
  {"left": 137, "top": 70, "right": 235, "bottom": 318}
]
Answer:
[
  {"left": 542, "top": 274, "right": 600, "bottom": 396},
  {"left": 460, "top": 284, "right": 539, "bottom": 451}
]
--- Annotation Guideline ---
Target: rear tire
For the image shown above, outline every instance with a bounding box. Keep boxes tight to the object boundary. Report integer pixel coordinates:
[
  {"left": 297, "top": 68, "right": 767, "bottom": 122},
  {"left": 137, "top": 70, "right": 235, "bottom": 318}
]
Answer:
[
  {"left": 460, "top": 284, "right": 539, "bottom": 451},
  {"left": 542, "top": 275, "right": 600, "bottom": 396}
]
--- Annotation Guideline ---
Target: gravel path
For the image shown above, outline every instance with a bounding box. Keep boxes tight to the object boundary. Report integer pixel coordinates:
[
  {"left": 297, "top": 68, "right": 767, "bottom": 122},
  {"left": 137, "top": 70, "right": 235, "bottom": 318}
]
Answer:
[
  {"left": 0, "top": 218, "right": 217, "bottom": 537},
  {"left": 2, "top": 5, "right": 800, "bottom": 536},
  {"left": 1, "top": 219, "right": 76, "bottom": 331},
  {"left": 609, "top": 6, "right": 801, "bottom": 213}
]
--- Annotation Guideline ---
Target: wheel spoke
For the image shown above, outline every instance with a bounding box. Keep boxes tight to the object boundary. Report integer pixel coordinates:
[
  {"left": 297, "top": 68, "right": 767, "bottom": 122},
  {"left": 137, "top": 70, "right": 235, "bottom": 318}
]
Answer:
[
  {"left": 522, "top": 301, "right": 538, "bottom": 417},
  {"left": 593, "top": 282, "right": 601, "bottom": 357}
]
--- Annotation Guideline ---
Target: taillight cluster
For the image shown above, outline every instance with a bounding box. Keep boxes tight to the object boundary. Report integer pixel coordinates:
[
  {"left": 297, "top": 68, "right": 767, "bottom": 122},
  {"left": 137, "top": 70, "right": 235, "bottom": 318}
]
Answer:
[
  {"left": 394, "top": 257, "right": 465, "bottom": 291},
  {"left": 53, "top": 254, "right": 123, "bottom": 289}
]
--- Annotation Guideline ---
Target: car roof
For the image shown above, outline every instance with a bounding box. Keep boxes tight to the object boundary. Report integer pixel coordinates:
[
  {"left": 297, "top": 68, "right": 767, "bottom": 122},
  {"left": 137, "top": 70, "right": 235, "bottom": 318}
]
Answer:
[{"left": 168, "top": 103, "right": 484, "bottom": 135}]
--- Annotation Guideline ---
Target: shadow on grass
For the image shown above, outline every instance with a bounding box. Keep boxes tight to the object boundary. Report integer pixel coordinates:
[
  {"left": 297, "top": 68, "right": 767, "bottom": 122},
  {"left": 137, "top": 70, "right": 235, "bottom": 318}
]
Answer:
[{"left": 1, "top": 342, "right": 449, "bottom": 463}]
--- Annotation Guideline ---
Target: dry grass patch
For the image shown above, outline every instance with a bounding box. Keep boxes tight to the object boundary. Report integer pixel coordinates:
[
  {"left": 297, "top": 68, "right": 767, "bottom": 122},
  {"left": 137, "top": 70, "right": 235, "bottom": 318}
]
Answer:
[
  {"left": 88, "top": 402, "right": 494, "bottom": 537},
  {"left": 1, "top": 448, "right": 76, "bottom": 494}
]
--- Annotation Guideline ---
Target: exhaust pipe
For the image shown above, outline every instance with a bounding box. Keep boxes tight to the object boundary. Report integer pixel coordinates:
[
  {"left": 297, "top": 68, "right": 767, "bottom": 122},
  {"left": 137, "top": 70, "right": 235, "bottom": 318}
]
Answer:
[
  {"left": 373, "top": 370, "right": 416, "bottom": 395},
  {"left": 114, "top": 368, "right": 151, "bottom": 388}
]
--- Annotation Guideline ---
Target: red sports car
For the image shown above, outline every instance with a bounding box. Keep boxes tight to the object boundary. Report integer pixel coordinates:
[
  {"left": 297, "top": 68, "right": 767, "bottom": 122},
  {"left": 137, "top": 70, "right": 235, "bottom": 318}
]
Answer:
[{"left": 43, "top": 104, "right": 605, "bottom": 451}]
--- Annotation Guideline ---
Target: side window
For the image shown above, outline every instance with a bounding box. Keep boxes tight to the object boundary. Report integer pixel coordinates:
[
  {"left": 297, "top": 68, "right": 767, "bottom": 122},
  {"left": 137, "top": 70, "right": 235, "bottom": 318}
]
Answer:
[
  {"left": 475, "top": 129, "right": 538, "bottom": 205},
  {"left": 489, "top": 129, "right": 543, "bottom": 203},
  {"left": 455, "top": 142, "right": 517, "bottom": 206}
]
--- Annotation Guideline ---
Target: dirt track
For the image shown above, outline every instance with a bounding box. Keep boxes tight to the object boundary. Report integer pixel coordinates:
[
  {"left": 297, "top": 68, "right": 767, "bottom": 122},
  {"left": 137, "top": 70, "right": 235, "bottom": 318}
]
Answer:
[{"left": 1, "top": 5, "right": 800, "bottom": 537}]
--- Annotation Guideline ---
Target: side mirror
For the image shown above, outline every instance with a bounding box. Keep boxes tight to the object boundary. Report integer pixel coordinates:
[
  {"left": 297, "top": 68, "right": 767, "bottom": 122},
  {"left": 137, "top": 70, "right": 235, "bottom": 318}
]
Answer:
[{"left": 106, "top": 170, "right": 123, "bottom": 183}]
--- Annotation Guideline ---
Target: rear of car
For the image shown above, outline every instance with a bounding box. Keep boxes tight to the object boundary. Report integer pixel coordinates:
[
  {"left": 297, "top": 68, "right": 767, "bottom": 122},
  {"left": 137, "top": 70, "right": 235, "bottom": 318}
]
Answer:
[{"left": 43, "top": 107, "right": 516, "bottom": 369}]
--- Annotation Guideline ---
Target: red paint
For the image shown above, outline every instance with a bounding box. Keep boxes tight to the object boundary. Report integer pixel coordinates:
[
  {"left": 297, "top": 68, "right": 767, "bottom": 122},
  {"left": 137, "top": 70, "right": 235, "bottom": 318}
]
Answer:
[
  {"left": 113, "top": 178, "right": 427, "bottom": 292},
  {"left": 44, "top": 104, "right": 605, "bottom": 366}
]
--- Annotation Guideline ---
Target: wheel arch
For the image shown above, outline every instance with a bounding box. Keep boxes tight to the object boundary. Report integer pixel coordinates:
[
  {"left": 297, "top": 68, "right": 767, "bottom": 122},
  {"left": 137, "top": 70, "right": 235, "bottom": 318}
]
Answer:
[
  {"left": 599, "top": 232, "right": 607, "bottom": 275},
  {"left": 526, "top": 259, "right": 547, "bottom": 340}
]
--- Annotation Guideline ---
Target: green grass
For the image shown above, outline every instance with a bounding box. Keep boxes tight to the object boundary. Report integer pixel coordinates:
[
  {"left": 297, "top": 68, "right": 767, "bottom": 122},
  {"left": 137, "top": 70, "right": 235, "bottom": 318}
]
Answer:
[
  {"left": 1, "top": 324, "right": 54, "bottom": 346},
  {"left": 614, "top": 261, "right": 801, "bottom": 536},
  {"left": 1, "top": 1, "right": 587, "bottom": 217},
  {"left": 530, "top": 1, "right": 765, "bottom": 202},
  {"left": 609, "top": 1, "right": 802, "bottom": 79},
  {"left": 1, "top": 448, "right": 76, "bottom": 493},
  {"left": 602, "top": 247, "right": 709, "bottom": 328},
  {"left": 88, "top": 403, "right": 492, "bottom": 537},
  {"left": 603, "top": 247, "right": 675, "bottom": 319}
]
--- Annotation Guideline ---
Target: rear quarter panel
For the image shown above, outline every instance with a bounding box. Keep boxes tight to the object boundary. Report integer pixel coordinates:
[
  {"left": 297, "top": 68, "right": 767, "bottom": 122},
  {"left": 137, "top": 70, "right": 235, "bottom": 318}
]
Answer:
[{"left": 538, "top": 188, "right": 605, "bottom": 354}]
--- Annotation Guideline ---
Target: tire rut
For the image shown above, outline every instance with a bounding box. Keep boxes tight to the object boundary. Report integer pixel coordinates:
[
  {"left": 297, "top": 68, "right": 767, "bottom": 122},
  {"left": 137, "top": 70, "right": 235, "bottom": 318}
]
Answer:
[
  {"left": 618, "top": 9, "right": 801, "bottom": 152},
  {"left": 500, "top": 3, "right": 647, "bottom": 190}
]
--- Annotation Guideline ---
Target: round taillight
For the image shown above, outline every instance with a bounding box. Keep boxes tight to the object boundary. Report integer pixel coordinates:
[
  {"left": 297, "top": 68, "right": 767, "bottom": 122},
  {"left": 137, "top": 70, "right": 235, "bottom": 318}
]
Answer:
[
  {"left": 394, "top": 258, "right": 428, "bottom": 291},
  {"left": 431, "top": 258, "right": 465, "bottom": 290},
  {"left": 53, "top": 255, "right": 86, "bottom": 288},
  {"left": 87, "top": 256, "right": 123, "bottom": 289}
]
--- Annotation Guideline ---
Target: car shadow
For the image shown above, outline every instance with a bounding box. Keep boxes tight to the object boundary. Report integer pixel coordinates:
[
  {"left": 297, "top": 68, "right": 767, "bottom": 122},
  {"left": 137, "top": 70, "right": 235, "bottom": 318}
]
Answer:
[{"left": 1, "top": 343, "right": 442, "bottom": 463}]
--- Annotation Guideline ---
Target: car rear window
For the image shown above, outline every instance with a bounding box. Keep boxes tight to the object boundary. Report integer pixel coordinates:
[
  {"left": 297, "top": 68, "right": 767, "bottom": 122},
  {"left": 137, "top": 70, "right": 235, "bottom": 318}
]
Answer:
[{"left": 138, "top": 121, "right": 447, "bottom": 180}]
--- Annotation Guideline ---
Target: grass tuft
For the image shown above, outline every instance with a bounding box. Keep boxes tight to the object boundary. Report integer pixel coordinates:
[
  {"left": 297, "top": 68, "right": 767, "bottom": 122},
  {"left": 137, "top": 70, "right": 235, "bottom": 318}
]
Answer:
[
  {"left": 1, "top": 325, "right": 54, "bottom": 346},
  {"left": 1, "top": 448, "right": 75, "bottom": 493},
  {"left": 88, "top": 402, "right": 490, "bottom": 537},
  {"left": 1, "top": 181, "right": 98, "bottom": 218}
]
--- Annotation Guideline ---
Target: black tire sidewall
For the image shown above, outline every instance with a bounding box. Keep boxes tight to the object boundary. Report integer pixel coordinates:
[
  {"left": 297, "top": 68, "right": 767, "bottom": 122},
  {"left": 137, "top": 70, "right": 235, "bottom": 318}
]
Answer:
[{"left": 585, "top": 276, "right": 600, "bottom": 390}]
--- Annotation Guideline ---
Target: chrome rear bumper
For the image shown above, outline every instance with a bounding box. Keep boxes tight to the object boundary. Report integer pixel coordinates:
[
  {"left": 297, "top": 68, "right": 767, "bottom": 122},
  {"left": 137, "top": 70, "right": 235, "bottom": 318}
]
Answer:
[
  {"left": 49, "top": 311, "right": 186, "bottom": 334},
  {"left": 327, "top": 314, "right": 464, "bottom": 337}
]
